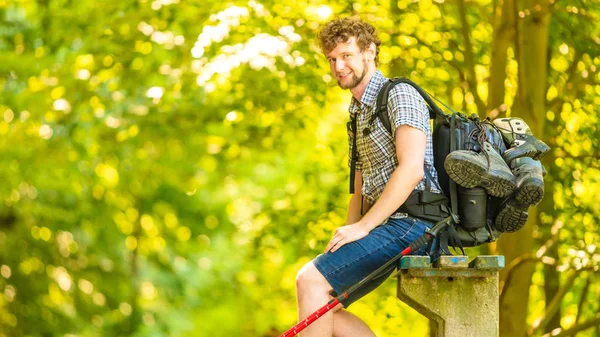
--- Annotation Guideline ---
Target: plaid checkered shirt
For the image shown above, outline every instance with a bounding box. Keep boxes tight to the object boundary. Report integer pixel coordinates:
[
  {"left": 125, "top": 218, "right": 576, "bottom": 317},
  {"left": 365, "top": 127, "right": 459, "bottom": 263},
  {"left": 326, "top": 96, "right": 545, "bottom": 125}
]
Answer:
[{"left": 347, "top": 70, "right": 442, "bottom": 215}]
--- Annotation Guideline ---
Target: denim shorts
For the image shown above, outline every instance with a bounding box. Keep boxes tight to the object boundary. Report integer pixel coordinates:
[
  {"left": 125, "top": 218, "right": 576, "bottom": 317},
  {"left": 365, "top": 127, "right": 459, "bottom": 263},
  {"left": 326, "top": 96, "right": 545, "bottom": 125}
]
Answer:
[{"left": 313, "top": 216, "right": 432, "bottom": 307}]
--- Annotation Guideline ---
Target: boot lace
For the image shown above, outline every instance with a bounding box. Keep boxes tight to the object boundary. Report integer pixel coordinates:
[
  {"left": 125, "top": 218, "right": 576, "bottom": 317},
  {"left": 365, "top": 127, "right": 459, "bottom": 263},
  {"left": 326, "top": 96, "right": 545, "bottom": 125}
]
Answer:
[{"left": 470, "top": 117, "right": 503, "bottom": 170}]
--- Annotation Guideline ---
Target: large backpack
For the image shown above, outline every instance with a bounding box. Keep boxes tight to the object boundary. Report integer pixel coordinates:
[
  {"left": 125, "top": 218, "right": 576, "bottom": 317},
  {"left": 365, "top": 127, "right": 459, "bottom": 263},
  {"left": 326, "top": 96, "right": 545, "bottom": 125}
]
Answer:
[{"left": 349, "top": 78, "right": 506, "bottom": 254}]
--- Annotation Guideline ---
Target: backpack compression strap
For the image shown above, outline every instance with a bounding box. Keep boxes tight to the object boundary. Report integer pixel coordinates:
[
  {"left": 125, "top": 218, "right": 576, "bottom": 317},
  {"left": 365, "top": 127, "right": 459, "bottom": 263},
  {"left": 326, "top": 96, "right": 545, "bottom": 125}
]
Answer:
[{"left": 449, "top": 113, "right": 459, "bottom": 217}]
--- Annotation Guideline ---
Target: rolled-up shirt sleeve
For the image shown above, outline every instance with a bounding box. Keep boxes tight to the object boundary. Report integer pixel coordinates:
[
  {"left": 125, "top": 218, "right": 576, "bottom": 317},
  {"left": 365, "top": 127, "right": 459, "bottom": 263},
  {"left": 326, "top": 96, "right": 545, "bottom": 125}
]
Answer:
[{"left": 387, "top": 83, "right": 429, "bottom": 135}]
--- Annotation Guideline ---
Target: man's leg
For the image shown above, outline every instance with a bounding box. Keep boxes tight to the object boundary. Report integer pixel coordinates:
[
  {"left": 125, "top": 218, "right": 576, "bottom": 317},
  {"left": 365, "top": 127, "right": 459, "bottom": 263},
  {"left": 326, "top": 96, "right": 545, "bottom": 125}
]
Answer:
[
  {"left": 296, "top": 262, "right": 334, "bottom": 337},
  {"left": 295, "top": 218, "right": 430, "bottom": 336},
  {"left": 296, "top": 262, "right": 376, "bottom": 337},
  {"left": 333, "top": 309, "right": 376, "bottom": 337}
]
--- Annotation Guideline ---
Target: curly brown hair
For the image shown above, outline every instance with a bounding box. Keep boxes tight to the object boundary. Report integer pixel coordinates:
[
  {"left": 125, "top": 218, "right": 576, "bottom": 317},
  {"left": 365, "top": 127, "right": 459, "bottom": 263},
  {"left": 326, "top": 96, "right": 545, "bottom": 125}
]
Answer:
[{"left": 318, "top": 17, "right": 381, "bottom": 65}]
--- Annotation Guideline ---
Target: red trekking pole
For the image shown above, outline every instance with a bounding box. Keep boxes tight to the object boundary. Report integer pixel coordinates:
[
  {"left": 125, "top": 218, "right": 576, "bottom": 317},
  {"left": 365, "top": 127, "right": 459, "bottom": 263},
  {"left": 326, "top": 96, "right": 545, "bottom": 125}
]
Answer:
[{"left": 279, "top": 217, "right": 453, "bottom": 337}]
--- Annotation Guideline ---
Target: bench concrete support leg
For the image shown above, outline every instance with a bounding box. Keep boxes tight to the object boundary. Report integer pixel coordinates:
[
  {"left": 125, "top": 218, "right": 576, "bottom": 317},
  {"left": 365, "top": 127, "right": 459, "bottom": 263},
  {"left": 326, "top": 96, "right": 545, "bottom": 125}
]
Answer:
[{"left": 397, "top": 255, "right": 504, "bottom": 337}]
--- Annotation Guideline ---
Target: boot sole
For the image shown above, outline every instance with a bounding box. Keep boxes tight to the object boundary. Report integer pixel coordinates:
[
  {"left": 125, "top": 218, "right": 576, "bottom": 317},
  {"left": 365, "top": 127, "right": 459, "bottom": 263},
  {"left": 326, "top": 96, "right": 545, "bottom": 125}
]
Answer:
[
  {"left": 445, "top": 154, "right": 516, "bottom": 197},
  {"left": 515, "top": 177, "right": 544, "bottom": 206},
  {"left": 494, "top": 200, "right": 528, "bottom": 232}
]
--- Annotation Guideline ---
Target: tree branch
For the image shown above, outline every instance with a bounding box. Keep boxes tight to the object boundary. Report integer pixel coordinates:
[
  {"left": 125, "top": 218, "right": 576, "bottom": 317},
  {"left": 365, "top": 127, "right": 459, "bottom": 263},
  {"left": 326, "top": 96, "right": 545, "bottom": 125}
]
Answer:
[
  {"left": 411, "top": 35, "right": 465, "bottom": 73},
  {"left": 528, "top": 269, "right": 588, "bottom": 336},
  {"left": 547, "top": 49, "right": 583, "bottom": 113},
  {"left": 571, "top": 273, "right": 592, "bottom": 337},
  {"left": 499, "top": 255, "right": 548, "bottom": 305},
  {"left": 552, "top": 11, "right": 600, "bottom": 48},
  {"left": 410, "top": 35, "right": 468, "bottom": 98},
  {"left": 541, "top": 313, "right": 600, "bottom": 337},
  {"left": 441, "top": 0, "right": 493, "bottom": 22},
  {"left": 555, "top": 152, "right": 600, "bottom": 161},
  {"left": 499, "top": 235, "right": 558, "bottom": 302}
]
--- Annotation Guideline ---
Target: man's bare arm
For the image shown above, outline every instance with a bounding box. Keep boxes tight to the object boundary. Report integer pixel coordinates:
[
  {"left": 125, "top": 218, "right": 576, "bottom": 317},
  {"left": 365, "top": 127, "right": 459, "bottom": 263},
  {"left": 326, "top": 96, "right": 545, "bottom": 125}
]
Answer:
[
  {"left": 326, "top": 125, "right": 426, "bottom": 252},
  {"left": 356, "top": 125, "right": 426, "bottom": 230}
]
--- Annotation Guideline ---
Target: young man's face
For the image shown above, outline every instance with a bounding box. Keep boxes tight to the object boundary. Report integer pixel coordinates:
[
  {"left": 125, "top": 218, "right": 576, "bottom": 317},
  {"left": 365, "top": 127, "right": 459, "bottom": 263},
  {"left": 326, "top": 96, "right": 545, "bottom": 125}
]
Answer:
[{"left": 326, "top": 37, "right": 374, "bottom": 90}]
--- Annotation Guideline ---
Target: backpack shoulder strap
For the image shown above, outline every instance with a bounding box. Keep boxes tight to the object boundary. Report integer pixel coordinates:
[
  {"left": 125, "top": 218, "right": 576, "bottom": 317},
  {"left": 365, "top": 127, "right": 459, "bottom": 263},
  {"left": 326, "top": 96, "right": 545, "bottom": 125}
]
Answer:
[
  {"left": 349, "top": 117, "right": 358, "bottom": 194},
  {"left": 374, "top": 80, "right": 397, "bottom": 135},
  {"left": 375, "top": 78, "right": 446, "bottom": 136}
]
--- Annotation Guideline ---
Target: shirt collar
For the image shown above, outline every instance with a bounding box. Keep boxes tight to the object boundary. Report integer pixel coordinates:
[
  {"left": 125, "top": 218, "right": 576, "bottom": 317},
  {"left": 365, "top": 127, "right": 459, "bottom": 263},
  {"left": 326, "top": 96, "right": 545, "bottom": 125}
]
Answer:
[{"left": 349, "top": 70, "right": 388, "bottom": 115}]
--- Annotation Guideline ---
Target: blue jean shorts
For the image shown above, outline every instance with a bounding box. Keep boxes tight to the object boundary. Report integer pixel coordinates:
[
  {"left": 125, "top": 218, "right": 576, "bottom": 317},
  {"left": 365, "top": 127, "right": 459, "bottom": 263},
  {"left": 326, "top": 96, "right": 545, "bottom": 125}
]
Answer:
[{"left": 313, "top": 216, "right": 432, "bottom": 307}]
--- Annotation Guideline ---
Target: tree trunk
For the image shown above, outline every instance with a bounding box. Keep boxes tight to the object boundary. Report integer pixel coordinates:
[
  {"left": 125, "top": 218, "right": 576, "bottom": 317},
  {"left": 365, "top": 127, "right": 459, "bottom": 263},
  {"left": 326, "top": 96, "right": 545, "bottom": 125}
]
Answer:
[
  {"left": 457, "top": 0, "right": 486, "bottom": 117},
  {"left": 498, "top": 216, "right": 536, "bottom": 337},
  {"left": 487, "top": 0, "right": 515, "bottom": 119},
  {"left": 498, "top": 0, "right": 551, "bottom": 336},
  {"left": 540, "top": 145, "right": 561, "bottom": 333}
]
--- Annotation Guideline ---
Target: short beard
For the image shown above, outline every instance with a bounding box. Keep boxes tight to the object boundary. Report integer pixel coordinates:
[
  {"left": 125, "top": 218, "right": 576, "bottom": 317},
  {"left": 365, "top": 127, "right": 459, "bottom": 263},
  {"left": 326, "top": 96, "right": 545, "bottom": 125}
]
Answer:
[{"left": 338, "top": 59, "right": 368, "bottom": 90}]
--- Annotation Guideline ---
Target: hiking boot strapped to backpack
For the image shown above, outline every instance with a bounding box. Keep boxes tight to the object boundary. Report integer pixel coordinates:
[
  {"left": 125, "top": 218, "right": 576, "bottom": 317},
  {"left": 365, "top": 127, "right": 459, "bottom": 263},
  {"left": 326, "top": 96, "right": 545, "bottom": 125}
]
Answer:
[
  {"left": 494, "top": 157, "right": 546, "bottom": 232},
  {"left": 493, "top": 117, "right": 551, "bottom": 163},
  {"left": 444, "top": 141, "right": 516, "bottom": 198}
]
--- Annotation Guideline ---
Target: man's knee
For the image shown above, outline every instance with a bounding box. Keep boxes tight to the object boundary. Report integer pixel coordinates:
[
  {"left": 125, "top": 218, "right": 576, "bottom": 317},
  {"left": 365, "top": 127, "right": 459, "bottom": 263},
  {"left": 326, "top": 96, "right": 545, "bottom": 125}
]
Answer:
[{"left": 296, "top": 261, "right": 331, "bottom": 295}]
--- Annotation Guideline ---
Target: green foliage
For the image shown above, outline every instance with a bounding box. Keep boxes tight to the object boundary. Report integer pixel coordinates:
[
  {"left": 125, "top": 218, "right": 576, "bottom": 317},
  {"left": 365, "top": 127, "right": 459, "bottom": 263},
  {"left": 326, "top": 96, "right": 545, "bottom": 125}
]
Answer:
[{"left": 0, "top": 0, "right": 599, "bottom": 336}]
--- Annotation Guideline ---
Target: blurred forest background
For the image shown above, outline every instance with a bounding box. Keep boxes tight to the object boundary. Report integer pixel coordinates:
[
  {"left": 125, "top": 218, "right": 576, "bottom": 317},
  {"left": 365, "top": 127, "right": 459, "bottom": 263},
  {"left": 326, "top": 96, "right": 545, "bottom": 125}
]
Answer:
[{"left": 0, "top": 0, "right": 599, "bottom": 336}]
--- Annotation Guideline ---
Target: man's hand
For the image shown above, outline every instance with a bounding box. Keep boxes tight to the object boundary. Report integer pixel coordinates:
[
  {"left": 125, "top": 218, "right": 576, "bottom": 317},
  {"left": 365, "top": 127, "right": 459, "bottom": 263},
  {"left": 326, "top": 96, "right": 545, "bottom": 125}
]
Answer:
[{"left": 325, "top": 223, "right": 370, "bottom": 253}]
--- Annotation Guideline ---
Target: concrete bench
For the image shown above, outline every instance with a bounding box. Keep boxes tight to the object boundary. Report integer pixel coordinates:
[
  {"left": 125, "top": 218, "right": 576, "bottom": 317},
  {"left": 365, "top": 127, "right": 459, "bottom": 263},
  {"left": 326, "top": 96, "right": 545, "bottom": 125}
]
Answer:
[{"left": 397, "top": 255, "right": 505, "bottom": 337}]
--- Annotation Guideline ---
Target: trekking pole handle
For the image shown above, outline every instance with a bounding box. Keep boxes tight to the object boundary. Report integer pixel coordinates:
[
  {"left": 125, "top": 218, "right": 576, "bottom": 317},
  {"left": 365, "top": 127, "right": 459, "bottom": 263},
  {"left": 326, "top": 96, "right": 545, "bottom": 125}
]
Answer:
[
  {"left": 428, "top": 215, "right": 457, "bottom": 236},
  {"left": 408, "top": 234, "right": 430, "bottom": 253},
  {"left": 407, "top": 217, "right": 448, "bottom": 253}
]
